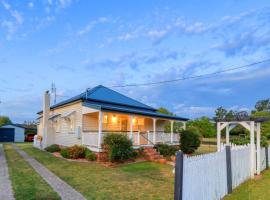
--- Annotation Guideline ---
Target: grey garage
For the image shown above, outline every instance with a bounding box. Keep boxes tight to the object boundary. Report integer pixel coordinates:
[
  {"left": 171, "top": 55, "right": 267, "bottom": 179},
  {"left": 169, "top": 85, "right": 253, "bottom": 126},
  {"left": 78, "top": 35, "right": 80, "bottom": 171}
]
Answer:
[{"left": 0, "top": 124, "right": 25, "bottom": 142}]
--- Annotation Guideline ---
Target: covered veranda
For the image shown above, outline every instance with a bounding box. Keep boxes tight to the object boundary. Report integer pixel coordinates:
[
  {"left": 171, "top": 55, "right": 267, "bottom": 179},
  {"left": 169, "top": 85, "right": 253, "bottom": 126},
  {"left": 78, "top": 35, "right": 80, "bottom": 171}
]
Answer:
[{"left": 81, "top": 105, "right": 187, "bottom": 152}]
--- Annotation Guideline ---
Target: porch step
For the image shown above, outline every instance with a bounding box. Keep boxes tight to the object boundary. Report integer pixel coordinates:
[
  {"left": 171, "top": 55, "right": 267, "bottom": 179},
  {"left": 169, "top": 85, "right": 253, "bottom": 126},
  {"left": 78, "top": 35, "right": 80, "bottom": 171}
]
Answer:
[{"left": 143, "top": 147, "right": 163, "bottom": 161}]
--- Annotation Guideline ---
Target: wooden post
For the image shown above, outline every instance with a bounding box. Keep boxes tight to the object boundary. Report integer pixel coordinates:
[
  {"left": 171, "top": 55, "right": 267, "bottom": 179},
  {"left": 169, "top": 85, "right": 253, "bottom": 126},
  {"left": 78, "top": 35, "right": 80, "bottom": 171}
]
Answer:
[
  {"left": 226, "top": 125, "right": 230, "bottom": 145},
  {"left": 137, "top": 131, "right": 140, "bottom": 145},
  {"left": 250, "top": 121, "right": 255, "bottom": 178},
  {"left": 147, "top": 131, "right": 150, "bottom": 145},
  {"left": 174, "top": 151, "right": 184, "bottom": 200},
  {"left": 182, "top": 122, "right": 186, "bottom": 130},
  {"left": 217, "top": 122, "right": 221, "bottom": 152},
  {"left": 153, "top": 118, "right": 156, "bottom": 144},
  {"left": 256, "top": 123, "right": 261, "bottom": 175},
  {"left": 226, "top": 145, "right": 232, "bottom": 194},
  {"left": 266, "top": 146, "right": 269, "bottom": 169},
  {"left": 97, "top": 111, "right": 103, "bottom": 150},
  {"left": 130, "top": 115, "right": 134, "bottom": 142},
  {"left": 171, "top": 120, "right": 174, "bottom": 144}
]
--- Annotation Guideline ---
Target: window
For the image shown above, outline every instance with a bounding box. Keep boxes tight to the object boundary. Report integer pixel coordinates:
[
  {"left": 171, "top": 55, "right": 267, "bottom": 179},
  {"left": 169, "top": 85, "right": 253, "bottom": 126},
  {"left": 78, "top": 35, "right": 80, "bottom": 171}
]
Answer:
[
  {"left": 54, "top": 118, "right": 61, "bottom": 132},
  {"left": 66, "top": 116, "right": 75, "bottom": 133}
]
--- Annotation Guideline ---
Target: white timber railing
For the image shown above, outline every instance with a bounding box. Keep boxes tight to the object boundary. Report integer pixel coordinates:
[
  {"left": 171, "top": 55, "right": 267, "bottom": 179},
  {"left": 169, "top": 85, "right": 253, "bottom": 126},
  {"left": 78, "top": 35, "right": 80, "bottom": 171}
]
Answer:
[{"left": 82, "top": 131, "right": 179, "bottom": 147}]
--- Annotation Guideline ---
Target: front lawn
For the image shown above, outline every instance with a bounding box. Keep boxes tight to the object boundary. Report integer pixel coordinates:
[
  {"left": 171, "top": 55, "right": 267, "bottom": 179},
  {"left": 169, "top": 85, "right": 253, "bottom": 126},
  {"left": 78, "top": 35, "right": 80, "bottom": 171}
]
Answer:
[
  {"left": 17, "top": 143, "right": 174, "bottom": 200},
  {"left": 4, "top": 144, "right": 60, "bottom": 200},
  {"left": 223, "top": 169, "right": 270, "bottom": 200}
]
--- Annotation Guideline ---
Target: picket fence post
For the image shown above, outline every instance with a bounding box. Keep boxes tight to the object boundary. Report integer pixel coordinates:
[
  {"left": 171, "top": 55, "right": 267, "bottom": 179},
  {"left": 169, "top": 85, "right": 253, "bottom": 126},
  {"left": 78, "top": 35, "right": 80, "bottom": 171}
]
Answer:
[
  {"left": 266, "top": 146, "right": 269, "bottom": 170},
  {"left": 226, "top": 145, "right": 232, "bottom": 194},
  {"left": 174, "top": 151, "right": 184, "bottom": 200}
]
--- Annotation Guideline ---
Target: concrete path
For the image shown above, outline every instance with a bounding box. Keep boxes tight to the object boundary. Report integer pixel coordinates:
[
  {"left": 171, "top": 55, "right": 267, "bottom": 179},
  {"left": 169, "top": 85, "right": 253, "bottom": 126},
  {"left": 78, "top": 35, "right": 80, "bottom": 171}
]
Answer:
[
  {"left": 12, "top": 144, "right": 86, "bottom": 200},
  {"left": 0, "top": 144, "right": 15, "bottom": 200}
]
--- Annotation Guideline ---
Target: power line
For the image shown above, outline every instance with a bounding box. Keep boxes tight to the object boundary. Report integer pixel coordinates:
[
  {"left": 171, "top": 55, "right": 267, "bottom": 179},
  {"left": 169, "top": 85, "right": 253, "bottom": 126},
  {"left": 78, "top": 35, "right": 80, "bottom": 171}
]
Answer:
[{"left": 110, "top": 58, "right": 270, "bottom": 88}]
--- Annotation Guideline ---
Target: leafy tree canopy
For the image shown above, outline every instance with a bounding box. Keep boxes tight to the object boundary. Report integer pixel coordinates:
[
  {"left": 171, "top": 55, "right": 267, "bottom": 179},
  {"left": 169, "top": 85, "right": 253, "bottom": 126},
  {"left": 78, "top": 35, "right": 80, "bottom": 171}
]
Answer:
[
  {"left": 255, "top": 98, "right": 270, "bottom": 112},
  {"left": 187, "top": 117, "right": 215, "bottom": 138},
  {"left": 0, "top": 116, "right": 12, "bottom": 127}
]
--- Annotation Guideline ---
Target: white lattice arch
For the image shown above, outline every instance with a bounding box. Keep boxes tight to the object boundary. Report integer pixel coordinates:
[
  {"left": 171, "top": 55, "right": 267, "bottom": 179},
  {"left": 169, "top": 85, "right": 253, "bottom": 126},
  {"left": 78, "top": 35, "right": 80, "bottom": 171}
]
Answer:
[{"left": 217, "top": 121, "right": 261, "bottom": 177}]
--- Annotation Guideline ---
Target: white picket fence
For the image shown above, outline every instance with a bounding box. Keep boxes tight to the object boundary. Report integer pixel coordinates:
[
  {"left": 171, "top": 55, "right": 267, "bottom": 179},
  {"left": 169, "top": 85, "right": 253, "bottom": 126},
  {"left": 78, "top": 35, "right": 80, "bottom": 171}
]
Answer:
[
  {"left": 181, "top": 144, "right": 252, "bottom": 200},
  {"left": 260, "top": 147, "right": 270, "bottom": 171},
  {"left": 183, "top": 150, "right": 228, "bottom": 200}
]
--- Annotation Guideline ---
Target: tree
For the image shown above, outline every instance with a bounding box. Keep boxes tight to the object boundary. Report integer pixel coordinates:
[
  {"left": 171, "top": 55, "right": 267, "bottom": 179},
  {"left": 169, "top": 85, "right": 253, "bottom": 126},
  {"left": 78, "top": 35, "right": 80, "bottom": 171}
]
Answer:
[
  {"left": 187, "top": 117, "right": 215, "bottom": 138},
  {"left": 225, "top": 110, "right": 236, "bottom": 121},
  {"left": 251, "top": 111, "right": 270, "bottom": 138},
  {"left": 157, "top": 107, "right": 173, "bottom": 116},
  {"left": 215, "top": 107, "right": 227, "bottom": 121},
  {"left": 255, "top": 99, "right": 270, "bottom": 112},
  {"left": 157, "top": 107, "right": 184, "bottom": 133},
  {"left": 0, "top": 116, "right": 12, "bottom": 127}
]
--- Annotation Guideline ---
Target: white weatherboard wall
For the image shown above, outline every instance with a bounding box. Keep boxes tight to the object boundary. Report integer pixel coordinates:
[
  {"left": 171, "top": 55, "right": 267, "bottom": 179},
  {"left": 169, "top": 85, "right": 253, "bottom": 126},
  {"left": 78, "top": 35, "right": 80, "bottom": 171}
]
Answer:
[{"left": 1, "top": 125, "right": 25, "bottom": 142}]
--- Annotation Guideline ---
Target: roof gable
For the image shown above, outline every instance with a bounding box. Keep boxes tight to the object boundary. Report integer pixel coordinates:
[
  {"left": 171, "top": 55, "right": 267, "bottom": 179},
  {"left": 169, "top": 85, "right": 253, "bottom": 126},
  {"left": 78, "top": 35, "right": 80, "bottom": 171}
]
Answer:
[{"left": 84, "top": 85, "right": 155, "bottom": 110}]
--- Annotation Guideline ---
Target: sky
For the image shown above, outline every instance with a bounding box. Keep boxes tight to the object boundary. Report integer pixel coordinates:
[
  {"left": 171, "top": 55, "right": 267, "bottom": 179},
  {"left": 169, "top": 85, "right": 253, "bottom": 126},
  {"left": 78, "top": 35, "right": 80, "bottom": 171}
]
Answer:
[{"left": 0, "top": 0, "right": 270, "bottom": 123}]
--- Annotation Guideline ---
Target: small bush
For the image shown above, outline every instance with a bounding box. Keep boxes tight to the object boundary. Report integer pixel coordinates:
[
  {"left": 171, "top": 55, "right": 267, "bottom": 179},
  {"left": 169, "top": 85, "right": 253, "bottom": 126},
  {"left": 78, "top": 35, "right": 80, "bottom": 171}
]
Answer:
[
  {"left": 103, "top": 134, "right": 134, "bottom": 162},
  {"left": 261, "top": 136, "right": 269, "bottom": 147},
  {"left": 231, "top": 137, "right": 249, "bottom": 145},
  {"left": 45, "top": 144, "right": 61, "bottom": 153},
  {"left": 137, "top": 147, "right": 145, "bottom": 157},
  {"left": 60, "top": 148, "right": 70, "bottom": 158},
  {"left": 67, "top": 145, "right": 86, "bottom": 159},
  {"left": 154, "top": 144, "right": 179, "bottom": 156},
  {"left": 131, "top": 151, "right": 138, "bottom": 158},
  {"left": 85, "top": 149, "right": 96, "bottom": 161},
  {"left": 180, "top": 130, "right": 201, "bottom": 154}
]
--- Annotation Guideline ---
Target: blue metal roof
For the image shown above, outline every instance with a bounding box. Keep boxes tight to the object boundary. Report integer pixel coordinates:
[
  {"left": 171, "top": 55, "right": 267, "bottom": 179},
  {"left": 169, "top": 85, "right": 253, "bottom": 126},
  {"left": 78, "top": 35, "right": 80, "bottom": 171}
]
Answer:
[
  {"left": 38, "top": 85, "right": 189, "bottom": 121},
  {"left": 83, "top": 101, "right": 189, "bottom": 121},
  {"left": 49, "top": 85, "right": 155, "bottom": 111}
]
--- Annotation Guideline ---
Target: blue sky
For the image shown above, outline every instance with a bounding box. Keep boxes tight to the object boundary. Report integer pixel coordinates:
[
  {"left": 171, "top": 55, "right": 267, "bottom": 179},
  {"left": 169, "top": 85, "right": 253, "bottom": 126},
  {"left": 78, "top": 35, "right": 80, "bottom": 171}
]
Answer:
[{"left": 0, "top": 0, "right": 270, "bottom": 123}]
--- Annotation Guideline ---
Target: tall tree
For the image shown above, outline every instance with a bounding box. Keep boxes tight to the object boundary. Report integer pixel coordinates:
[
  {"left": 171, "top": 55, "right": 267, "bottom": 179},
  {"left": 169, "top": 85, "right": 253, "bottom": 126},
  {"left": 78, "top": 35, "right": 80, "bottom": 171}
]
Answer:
[
  {"left": 187, "top": 117, "right": 216, "bottom": 138},
  {"left": 255, "top": 99, "right": 270, "bottom": 112},
  {"left": 215, "top": 107, "right": 227, "bottom": 121},
  {"left": 0, "top": 116, "right": 12, "bottom": 127}
]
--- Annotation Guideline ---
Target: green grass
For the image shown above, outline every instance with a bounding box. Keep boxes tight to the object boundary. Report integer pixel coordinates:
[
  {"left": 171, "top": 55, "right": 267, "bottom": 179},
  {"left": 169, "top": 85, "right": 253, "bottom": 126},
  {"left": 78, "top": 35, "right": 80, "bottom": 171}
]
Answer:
[
  {"left": 4, "top": 144, "right": 60, "bottom": 200},
  {"left": 17, "top": 143, "right": 174, "bottom": 200},
  {"left": 223, "top": 169, "right": 270, "bottom": 200},
  {"left": 194, "top": 144, "right": 217, "bottom": 155}
]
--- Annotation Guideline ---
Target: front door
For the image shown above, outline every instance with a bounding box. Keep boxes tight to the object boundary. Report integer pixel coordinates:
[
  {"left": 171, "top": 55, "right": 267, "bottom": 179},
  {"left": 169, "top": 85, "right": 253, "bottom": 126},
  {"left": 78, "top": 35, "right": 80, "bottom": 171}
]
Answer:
[{"left": 121, "top": 119, "right": 128, "bottom": 132}]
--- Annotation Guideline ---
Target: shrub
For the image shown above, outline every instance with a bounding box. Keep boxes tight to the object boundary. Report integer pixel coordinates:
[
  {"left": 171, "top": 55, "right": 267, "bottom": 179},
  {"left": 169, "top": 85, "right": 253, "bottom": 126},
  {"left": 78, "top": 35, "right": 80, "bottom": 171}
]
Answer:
[
  {"left": 67, "top": 145, "right": 86, "bottom": 159},
  {"left": 180, "top": 130, "right": 201, "bottom": 154},
  {"left": 103, "top": 134, "right": 134, "bottom": 162},
  {"left": 45, "top": 144, "right": 61, "bottom": 153},
  {"left": 60, "top": 148, "right": 70, "bottom": 158},
  {"left": 154, "top": 144, "right": 179, "bottom": 156},
  {"left": 85, "top": 149, "right": 96, "bottom": 161},
  {"left": 231, "top": 137, "right": 249, "bottom": 145},
  {"left": 137, "top": 147, "right": 145, "bottom": 157},
  {"left": 261, "top": 136, "right": 269, "bottom": 147}
]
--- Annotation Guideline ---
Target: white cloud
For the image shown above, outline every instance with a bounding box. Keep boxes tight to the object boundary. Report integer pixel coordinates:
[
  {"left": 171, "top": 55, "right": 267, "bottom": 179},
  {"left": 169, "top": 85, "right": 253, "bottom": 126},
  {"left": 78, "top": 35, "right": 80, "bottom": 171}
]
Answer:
[
  {"left": 78, "top": 17, "right": 109, "bottom": 36},
  {"left": 174, "top": 103, "right": 215, "bottom": 118},
  {"left": 2, "top": 1, "right": 10, "bottom": 10},
  {"left": 28, "top": 2, "right": 34, "bottom": 8}
]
